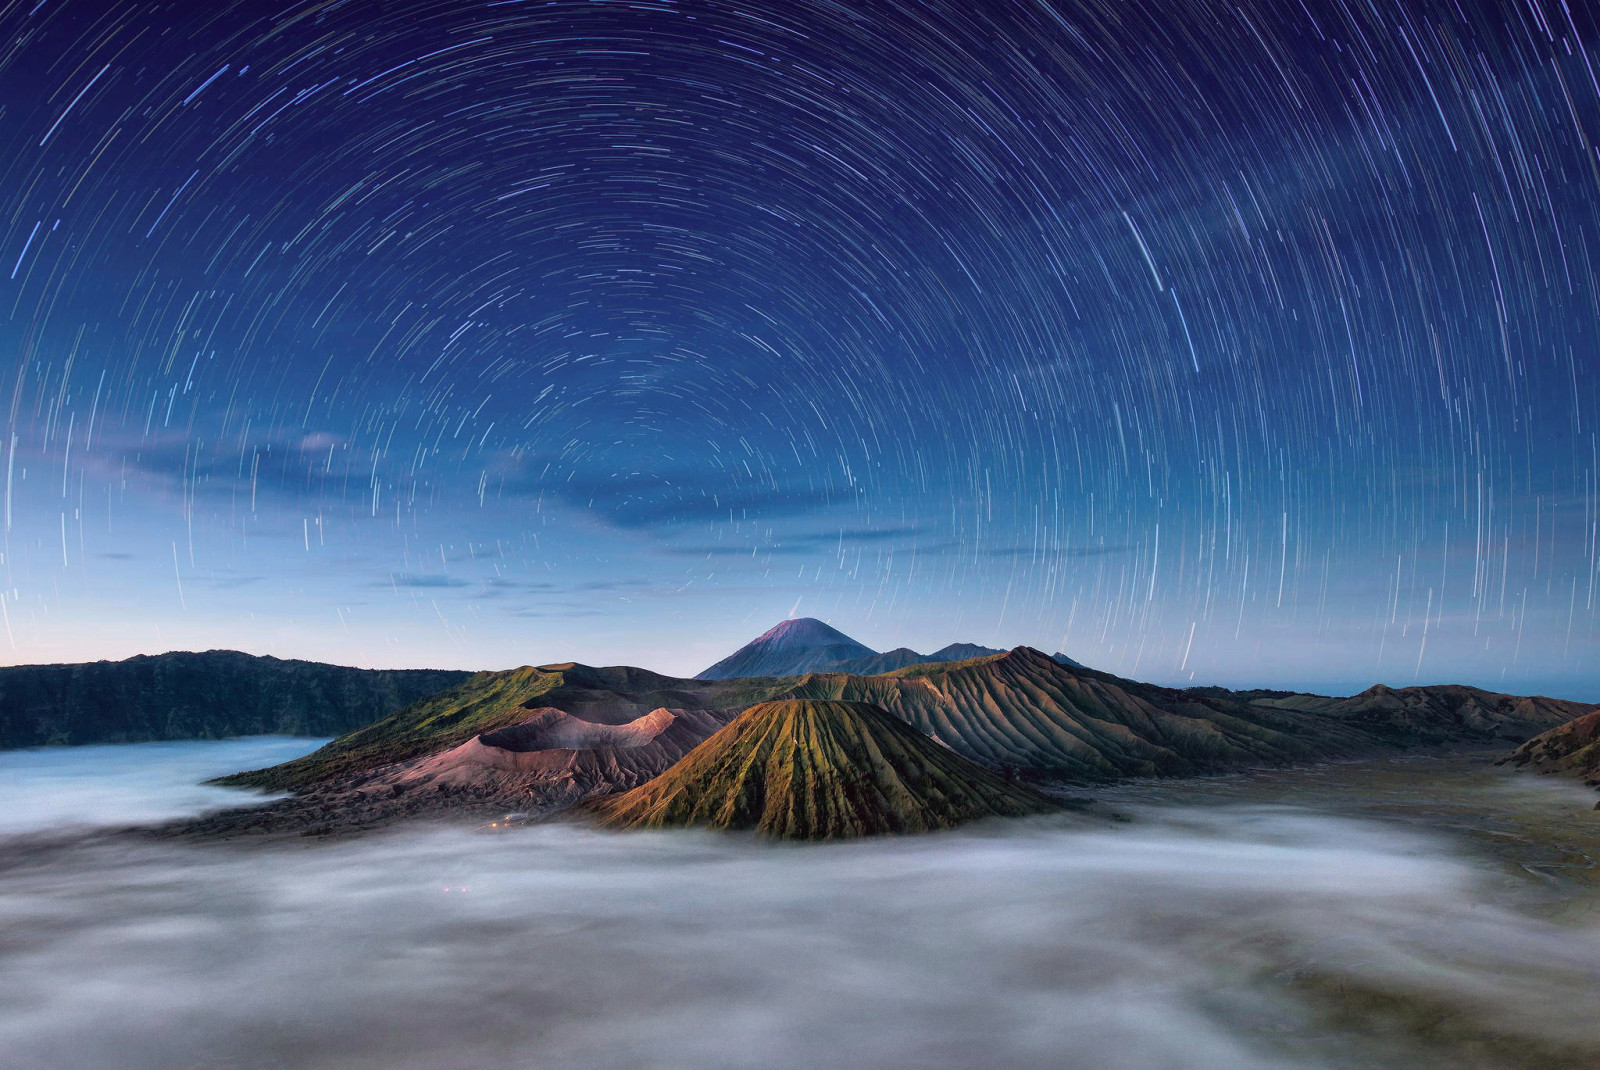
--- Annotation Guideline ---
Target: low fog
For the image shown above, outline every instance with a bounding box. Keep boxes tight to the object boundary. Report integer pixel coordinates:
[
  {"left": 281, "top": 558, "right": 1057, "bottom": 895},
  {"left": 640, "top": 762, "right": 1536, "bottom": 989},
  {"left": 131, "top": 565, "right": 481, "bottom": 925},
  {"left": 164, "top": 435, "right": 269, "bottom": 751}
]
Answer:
[
  {"left": 2, "top": 764, "right": 1598, "bottom": 1069},
  {"left": 0, "top": 737, "right": 325, "bottom": 833}
]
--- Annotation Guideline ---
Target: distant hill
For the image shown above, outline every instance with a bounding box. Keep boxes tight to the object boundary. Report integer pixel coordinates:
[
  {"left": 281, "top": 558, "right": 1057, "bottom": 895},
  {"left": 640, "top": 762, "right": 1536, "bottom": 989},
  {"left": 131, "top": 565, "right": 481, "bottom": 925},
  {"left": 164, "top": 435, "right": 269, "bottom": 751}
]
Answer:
[
  {"left": 587, "top": 699, "right": 1059, "bottom": 839},
  {"left": 693, "top": 617, "right": 1014, "bottom": 679},
  {"left": 0, "top": 650, "right": 471, "bottom": 750},
  {"left": 936, "top": 642, "right": 1009, "bottom": 662},
  {"left": 820, "top": 647, "right": 933, "bottom": 675},
  {"left": 822, "top": 642, "right": 1015, "bottom": 676},
  {"left": 1245, "top": 682, "right": 1590, "bottom": 746}
]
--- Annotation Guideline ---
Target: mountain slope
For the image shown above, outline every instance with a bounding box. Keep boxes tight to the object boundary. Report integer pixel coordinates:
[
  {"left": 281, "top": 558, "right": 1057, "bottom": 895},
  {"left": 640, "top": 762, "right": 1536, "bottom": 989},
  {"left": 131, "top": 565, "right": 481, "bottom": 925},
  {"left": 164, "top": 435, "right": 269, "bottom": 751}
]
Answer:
[
  {"left": 588, "top": 699, "right": 1059, "bottom": 839},
  {"left": 695, "top": 618, "right": 875, "bottom": 679},
  {"left": 1500, "top": 710, "right": 1600, "bottom": 789},
  {"left": 772, "top": 648, "right": 1376, "bottom": 779},
  {"left": 0, "top": 650, "right": 470, "bottom": 749}
]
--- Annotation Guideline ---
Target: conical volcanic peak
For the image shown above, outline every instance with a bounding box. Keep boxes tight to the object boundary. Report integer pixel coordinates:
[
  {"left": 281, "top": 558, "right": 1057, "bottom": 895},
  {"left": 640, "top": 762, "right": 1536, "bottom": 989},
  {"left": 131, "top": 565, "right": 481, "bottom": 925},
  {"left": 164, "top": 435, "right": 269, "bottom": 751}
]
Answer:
[
  {"left": 695, "top": 618, "right": 876, "bottom": 680},
  {"left": 588, "top": 699, "right": 1059, "bottom": 840},
  {"left": 752, "top": 617, "right": 860, "bottom": 645}
]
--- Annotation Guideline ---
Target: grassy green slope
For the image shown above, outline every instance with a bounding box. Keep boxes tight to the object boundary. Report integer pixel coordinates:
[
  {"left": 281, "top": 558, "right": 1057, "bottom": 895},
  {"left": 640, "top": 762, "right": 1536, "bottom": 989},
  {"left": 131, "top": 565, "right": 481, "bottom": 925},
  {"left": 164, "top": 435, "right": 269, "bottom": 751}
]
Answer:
[
  {"left": 589, "top": 699, "right": 1059, "bottom": 840},
  {"left": 213, "top": 667, "right": 562, "bottom": 790}
]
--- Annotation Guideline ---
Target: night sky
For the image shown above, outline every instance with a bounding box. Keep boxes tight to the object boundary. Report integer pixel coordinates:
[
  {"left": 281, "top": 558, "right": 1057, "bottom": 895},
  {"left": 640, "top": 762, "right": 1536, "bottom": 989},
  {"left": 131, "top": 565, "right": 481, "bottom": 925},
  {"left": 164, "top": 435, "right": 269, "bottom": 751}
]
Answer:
[{"left": 0, "top": 0, "right": 1595, "bottom": 697}]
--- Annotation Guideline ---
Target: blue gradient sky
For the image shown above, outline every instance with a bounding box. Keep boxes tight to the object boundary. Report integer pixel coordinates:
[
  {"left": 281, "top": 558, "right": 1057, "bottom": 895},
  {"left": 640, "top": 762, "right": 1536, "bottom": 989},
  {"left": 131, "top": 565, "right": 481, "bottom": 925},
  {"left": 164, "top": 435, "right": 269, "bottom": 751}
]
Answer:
[{"left": 0, "top": 0, "right": 1596, "bottom": 698}]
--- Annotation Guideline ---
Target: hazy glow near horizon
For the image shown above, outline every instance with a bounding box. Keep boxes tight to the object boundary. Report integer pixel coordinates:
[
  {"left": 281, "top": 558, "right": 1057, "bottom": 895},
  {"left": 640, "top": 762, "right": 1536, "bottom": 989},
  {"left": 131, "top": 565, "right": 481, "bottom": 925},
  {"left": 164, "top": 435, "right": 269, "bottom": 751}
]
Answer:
[{"left": 0, "top": 0, "right": 1595, "bottom": 697}]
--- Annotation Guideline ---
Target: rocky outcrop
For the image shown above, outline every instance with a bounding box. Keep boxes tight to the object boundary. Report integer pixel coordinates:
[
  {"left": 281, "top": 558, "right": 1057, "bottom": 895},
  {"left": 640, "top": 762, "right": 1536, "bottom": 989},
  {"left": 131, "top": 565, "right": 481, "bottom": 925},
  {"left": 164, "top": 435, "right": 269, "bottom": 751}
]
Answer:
[{"left": 1500, "top": 710, "right": 1600, "bottom": 794}]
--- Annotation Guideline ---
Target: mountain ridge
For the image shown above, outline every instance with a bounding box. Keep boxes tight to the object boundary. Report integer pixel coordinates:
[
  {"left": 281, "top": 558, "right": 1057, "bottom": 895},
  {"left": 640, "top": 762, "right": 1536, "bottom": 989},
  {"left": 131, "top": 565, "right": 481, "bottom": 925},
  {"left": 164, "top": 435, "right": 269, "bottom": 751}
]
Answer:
[
  {"left": 209, "top": 641, "right": 1596, "bottom": 809},
  {"left": 0, "top": 649, "right": 472, "bottom": 750}
]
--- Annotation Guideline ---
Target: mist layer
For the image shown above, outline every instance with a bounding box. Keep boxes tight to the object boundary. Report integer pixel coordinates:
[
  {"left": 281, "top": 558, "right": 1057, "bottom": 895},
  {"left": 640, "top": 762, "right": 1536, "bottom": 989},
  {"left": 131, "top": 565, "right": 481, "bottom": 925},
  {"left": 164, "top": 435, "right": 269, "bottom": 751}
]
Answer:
[{"left": 2, "top": 798, "right": 1597, "bottom": 1069}]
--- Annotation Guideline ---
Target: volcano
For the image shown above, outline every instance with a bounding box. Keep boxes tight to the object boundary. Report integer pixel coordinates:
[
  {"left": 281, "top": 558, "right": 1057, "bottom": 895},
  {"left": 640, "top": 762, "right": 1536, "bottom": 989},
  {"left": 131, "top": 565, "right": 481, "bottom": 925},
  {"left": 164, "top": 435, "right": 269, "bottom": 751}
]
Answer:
[
  {"left": 587, "top": 698, "right": 1059, "bottom": 840},
  {"left": 693, "top": 617, "right": 1017, "bottom": 679},
  {"left": 694, "top": 618, "right": 877, "bottom": 679}
]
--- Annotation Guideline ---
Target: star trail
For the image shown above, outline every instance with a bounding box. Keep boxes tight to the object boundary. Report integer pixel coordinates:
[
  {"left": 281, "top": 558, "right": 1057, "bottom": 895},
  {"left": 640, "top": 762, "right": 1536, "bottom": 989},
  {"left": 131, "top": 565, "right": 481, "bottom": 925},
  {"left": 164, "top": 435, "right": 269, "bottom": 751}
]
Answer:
[{"left": 0, "top": 0, "right": 1595, "bottom": 696}]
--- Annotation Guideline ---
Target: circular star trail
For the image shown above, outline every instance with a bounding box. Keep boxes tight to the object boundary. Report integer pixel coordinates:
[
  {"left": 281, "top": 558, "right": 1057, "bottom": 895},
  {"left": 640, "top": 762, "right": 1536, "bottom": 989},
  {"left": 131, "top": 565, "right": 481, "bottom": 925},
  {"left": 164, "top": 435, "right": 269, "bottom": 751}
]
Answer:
[{"left": 0, "top": 0, "right": 1595, "bottom": 694}]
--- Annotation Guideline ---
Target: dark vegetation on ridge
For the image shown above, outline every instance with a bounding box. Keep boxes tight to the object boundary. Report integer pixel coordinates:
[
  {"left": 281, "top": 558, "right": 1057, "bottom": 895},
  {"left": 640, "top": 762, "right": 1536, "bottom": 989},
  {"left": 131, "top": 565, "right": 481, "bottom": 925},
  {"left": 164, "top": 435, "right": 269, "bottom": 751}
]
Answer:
[
  {"left": 0, "top": 650, "right": 470, "bottom": 749},
  {"left": 587, "top": 699, "right": 1060, "bottom": 840}
]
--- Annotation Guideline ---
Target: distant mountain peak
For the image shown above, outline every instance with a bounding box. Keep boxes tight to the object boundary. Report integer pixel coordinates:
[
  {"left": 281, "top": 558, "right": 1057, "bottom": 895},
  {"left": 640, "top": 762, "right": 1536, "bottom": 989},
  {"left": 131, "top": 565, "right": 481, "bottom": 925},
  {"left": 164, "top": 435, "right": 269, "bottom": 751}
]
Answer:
[
  {"left": 755, "top": 617, "right": 860, "bottom": 644},
  {"left": 695, "top": 618, "right": 876, "bottom": 680},
  {"left": 697, "top": 620, "right": 1031, "bottom": 681}
]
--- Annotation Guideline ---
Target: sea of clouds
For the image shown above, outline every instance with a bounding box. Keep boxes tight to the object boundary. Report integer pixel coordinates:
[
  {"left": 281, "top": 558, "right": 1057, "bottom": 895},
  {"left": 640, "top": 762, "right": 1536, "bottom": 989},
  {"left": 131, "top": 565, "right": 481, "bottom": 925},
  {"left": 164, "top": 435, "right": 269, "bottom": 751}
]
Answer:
[{"left": 0, "top": 741, "right": 1597, "bottom": 1069}]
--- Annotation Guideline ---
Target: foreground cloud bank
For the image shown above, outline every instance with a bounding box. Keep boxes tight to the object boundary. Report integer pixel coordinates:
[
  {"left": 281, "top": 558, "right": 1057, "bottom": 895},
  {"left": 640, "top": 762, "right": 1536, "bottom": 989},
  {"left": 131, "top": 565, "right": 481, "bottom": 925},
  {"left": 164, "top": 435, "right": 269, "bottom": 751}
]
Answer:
[{"left": 3, "top": 806, "right": 1598, "bottom": 1070}]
